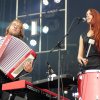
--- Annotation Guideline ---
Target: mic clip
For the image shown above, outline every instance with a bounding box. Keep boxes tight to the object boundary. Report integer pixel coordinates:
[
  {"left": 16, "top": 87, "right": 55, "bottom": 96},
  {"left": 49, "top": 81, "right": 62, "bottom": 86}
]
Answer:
[
  {"left": 76, "top": 17, "right": 86, "bottom": 24},
  {"left": 46, "top": 62, "right": 57, "bottom": 81}
]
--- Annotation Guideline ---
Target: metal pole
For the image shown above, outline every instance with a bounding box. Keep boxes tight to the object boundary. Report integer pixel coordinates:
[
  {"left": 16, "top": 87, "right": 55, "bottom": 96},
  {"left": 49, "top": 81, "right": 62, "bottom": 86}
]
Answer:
[
  {"left": 64, "top": 0, "right": 67, "bottom": 50},
  {"left": 16, "top": 0, "right": 18, "bottom": 19},
  {"left": 57, "top": 48, "right": 61, "bottom": 100},
  {"left": 39, "top": 0, "right": 42, "bottom": 52}
]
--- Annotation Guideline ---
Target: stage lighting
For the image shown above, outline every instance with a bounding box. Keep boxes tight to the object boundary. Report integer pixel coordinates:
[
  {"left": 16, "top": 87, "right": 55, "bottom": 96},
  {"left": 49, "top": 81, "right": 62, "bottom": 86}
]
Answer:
[
  {"left": 31, "top": 21, "right": 37, "bottom": 35},
  {"left": 54, "top": 0, "right": 61, "bottom": 3},
  {"left": 23, "top": 23, "right": 29, "bottom": 29},
  {"left": 43, "top": 0, "right": 49, "bottom": 6},
  {"left": 30, "top": 39, "right": 37, "bottom": 46},
  {"left": 42, "top": 26, "right": 49, "bottom": 34}
]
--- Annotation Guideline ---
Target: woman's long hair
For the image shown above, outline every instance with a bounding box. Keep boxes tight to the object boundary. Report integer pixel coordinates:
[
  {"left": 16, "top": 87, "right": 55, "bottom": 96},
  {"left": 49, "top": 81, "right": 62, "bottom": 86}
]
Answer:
[
  {"left": 5, "top": 19, "right": 24, "bottom": 39},
  {"left": 89, "top": 9, "right": 100, "bottom": 52}
]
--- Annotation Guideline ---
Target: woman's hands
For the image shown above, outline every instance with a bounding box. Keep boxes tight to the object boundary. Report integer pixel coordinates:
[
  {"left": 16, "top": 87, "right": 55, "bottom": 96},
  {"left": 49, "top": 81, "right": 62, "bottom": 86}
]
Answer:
[
  {"left": 78, "top": 57, "right": 88, "bottom": 66},
  {"left": 23, "top": 60, "right": 33, "bottom": 73}
]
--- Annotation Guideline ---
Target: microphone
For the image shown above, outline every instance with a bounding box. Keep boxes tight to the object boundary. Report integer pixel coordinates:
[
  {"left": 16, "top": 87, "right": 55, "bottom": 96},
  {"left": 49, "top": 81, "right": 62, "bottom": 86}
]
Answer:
[
  {"left": 46, "top": 62, "right": 57, "bottom": 81},
  {"left": 86, "top": 39, "right": 95, "bottom": 57},
  {"left": 47, "top": 62, "right": 54, "bottom": 75},
  {"left": 76, "top": 17, "right": 86, "bottom": 24}
]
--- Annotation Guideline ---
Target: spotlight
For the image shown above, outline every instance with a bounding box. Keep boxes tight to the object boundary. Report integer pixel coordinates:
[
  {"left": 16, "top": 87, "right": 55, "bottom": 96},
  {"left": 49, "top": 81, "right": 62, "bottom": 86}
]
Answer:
[
  {"left": 54, "top": 0, "right": 61, "bottom": 3},
  {"left": 31, "top": 21, "right": 37, "bottom": 35},
  {"left": 43, "top": 0, "right": 49, "bottom": 6},
  {"left": 23, "top": 23, "right": 29, "bottom": 29},
  {"left": 42, "top": 26, "right": 49, "bottom": 34},
  {"left": 30, "top": 39, "right": 37, "bottom": 46}
]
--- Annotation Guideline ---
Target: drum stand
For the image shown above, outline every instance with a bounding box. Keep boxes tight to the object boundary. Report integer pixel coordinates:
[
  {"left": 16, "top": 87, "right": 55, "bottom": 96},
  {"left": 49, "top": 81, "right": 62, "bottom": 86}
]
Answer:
[
  {"left": 8, "top": 93, "right": 12, "bottom": 100},
  {"left": 8, "top": 93, "right": 16, "bottom": 100}
]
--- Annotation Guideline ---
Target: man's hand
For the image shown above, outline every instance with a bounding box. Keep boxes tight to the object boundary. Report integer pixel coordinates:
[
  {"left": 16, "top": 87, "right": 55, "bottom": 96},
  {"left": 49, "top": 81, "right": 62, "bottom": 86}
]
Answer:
[{"left": 23, "top": 60, "right": 33, "bottom": 73}]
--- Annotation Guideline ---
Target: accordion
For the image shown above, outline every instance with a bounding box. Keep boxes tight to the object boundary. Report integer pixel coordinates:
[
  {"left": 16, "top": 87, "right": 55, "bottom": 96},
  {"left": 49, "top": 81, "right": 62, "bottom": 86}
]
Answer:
[{"left": 0, "top": 35, "right": 37, "bottom": 80}]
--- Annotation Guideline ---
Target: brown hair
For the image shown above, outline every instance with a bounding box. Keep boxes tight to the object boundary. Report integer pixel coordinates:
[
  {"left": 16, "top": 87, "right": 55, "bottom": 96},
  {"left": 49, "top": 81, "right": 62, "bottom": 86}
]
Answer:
[
  {"left": 5, "top": 19, "right": 24, "bottom": 39},
  {"left": 88, "top": 9, "right": 100, "bottom": 52}
]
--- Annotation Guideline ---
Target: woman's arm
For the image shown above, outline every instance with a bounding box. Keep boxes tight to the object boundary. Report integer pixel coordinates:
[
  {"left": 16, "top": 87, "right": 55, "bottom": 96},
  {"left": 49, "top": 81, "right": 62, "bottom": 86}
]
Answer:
[{"left": 77, "top": 35, "right": 88, "bottom": 65}]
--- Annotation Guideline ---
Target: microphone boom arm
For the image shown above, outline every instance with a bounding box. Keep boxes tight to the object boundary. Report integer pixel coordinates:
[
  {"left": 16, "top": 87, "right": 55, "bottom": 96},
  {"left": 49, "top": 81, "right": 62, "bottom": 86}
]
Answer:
[{"left": 50, "top": 17, "right": 77, "bottom": 53}]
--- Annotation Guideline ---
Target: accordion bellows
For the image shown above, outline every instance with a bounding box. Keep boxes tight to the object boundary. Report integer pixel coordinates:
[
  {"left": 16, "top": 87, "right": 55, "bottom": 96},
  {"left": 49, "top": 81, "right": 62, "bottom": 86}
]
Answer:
[{"left": 0, "top": 35, "right": 37, "bottom": 80}]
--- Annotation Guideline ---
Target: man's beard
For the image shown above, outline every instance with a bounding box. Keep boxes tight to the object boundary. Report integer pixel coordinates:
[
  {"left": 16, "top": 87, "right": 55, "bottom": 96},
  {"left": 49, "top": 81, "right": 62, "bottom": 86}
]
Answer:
[{"left": 9, "top": 33, "right": 19, "bottom": 38}]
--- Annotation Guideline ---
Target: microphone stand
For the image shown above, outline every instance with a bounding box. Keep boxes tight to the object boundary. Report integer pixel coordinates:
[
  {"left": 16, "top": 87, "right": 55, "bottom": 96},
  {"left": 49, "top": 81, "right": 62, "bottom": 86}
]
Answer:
[{"left": 50, "top": 17, "right": 79, "bottom": 100}]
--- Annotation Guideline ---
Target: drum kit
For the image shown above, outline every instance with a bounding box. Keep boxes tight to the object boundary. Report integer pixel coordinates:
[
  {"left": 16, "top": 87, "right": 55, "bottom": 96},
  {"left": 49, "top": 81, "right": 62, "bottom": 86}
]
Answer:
[{"left": 73, "top": 70, "right": 100, "bottom": 100}]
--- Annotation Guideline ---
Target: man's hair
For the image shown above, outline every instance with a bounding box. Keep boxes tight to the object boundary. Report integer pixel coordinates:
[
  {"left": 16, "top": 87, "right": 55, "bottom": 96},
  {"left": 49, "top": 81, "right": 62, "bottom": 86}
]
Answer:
[{"left": 5, "top": 19, "right": 24, "bottom": 39}]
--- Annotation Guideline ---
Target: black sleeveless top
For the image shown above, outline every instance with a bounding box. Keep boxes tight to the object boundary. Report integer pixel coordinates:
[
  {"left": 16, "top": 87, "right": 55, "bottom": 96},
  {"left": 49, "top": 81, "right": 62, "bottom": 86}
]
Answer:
[{"left": 82, "top": 33, "right": 100, "bottom": 70}]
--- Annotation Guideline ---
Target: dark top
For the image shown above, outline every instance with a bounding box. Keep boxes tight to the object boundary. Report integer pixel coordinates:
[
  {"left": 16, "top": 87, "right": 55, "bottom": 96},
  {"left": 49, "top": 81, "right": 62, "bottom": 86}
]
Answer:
[{"left": 81, "top": 33, "right": 100, "bottom": 70}]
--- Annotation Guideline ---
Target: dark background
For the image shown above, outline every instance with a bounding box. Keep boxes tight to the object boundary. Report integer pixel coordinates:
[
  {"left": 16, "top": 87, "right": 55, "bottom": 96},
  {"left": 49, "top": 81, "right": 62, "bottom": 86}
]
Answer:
[{"left": 0, "top": 0, "right": 100, "bottom": 99}]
